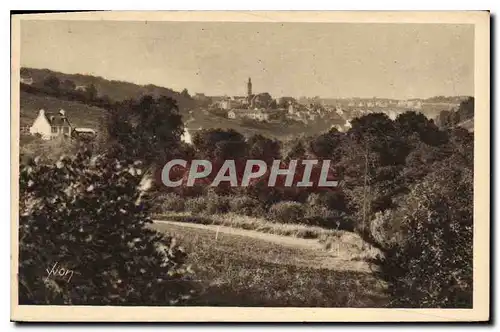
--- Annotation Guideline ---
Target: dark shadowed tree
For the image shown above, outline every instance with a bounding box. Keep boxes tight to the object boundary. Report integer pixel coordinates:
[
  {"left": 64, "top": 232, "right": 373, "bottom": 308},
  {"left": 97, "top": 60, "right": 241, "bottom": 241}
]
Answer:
[
  {"left": 61, "top": 79, "right": 76, "bottom": 92},
  {"left": 247, "top": 134, "right": 281, "bottom": 164},
  {"left": 43, "top": 75, "right": 60, "bottom": 92},
  {"left": 180, "top": 88, "right": 191, "bottom": 99},
  {"left": 85, "top": 83, "right": 98, "bottom": 101},
  {"left": 106, "top": 95, "right": 184, "bottom": 167}
]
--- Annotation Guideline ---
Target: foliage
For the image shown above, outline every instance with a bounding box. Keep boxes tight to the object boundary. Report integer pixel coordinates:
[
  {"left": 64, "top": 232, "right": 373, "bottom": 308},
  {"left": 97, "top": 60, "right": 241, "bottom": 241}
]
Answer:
[
  {"left": 105, "top": 95, "right": 184, "bottom": 165},
  {"left": 154, "top": 192, "right": 186, "bottom": 213},
  {"left": 204, "top": 192, "right": 231, "bottom": 214},
  {"left": 268, "top": 201, "right": 306, "bottom": 224},
  {"left": 184, "top": 196, "right": 209, "bottom": 214},
  {"left": 373, "top": 162, "right": 473, "bottom": 308},
  {"left": 18, "top": 151, "right": 194, "bottom": 305},
  {"left": 228, "top": 195, "right": 266, "bottom": 217}
]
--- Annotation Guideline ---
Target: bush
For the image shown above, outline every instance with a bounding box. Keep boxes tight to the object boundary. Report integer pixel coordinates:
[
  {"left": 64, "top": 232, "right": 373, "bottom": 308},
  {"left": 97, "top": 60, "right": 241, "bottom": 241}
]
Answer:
[
  {"left": 304, "top": 205, "right": 353, "bottom": 231},
  {"left": 368, "top": 209, "right": 403, "bottom": 250},
  {"left": 155, "top": 192, "right": 185, "bottom": 213},
  {"left": 18, "top": 151, "right": 194, "bottom": 305},
  {"left": 205, "top": 193, "right": 230, "bottom": 214},
  {"left": 228, "top": 196, "right": 266, "bottom": 217},
  {"left": 267, "top": 201, "right": 306, "bottom": 224},
  {"left": 374, "top": 163, "right": 473, "bottom": 308},
  {"left": 184, "top": 196, "right": 208, "bottom": 214},
  {"left": 304, "top": 193, "right": 353, "bottom": 230}
]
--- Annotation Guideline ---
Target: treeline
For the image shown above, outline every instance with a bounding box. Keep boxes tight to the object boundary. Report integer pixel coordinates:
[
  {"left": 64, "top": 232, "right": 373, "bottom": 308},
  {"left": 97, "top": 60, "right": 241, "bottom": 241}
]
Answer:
[{"left": 21, "top": 76, "right": 115, "bottom": 110}]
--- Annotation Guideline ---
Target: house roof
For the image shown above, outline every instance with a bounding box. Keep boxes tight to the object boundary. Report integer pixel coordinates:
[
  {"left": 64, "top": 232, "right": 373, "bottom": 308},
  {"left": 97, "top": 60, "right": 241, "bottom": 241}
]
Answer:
[{"left": 44, "top": 111, "right": 72, "bottom": 127}]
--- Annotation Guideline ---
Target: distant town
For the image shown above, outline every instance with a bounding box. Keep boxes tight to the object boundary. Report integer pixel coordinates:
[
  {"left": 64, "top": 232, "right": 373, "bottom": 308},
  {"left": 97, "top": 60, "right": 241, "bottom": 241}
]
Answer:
[{"left": 190, "top": 76, "right": 469, "bottom": 132}]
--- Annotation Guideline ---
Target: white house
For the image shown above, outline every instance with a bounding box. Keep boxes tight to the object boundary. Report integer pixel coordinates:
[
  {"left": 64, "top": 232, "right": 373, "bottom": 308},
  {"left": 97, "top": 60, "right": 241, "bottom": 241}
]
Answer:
[
  {"left": 181, "top": 127, "right": 193, "bottom": 144},
  {"left": 29, "top": 109, "right": 72, "bottom": 140}
]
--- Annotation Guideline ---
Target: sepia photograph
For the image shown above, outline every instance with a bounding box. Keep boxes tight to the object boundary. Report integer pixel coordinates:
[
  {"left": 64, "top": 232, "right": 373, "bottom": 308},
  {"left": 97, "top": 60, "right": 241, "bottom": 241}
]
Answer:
[{"left": 10, "top": 11, "right": 490, "bottom": 322}]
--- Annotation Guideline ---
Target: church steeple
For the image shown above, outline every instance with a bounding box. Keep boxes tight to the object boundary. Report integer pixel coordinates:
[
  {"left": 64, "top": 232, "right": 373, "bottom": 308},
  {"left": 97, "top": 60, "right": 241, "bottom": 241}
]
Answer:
[{"left": 247, "top": 77, "right": 252, "bottom": 97}]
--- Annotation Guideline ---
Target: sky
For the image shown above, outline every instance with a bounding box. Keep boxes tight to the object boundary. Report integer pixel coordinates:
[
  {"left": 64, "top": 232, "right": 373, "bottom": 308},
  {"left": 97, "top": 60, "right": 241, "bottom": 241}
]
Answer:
[{"left": 20, "top": 20, "right": 474, "bottom": 99}]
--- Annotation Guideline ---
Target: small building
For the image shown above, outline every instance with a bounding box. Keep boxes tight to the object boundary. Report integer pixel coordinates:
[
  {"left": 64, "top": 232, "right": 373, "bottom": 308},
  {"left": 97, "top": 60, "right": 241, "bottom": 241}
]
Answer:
[
  {"left": 29, "top": 109, "right": 72, "bottom": 140},
  {"left": 73, "top": 127, "right": 97, "bottom": 139},
  {"left": 20, "top": 76, "right": 33, "bottom": 85}
]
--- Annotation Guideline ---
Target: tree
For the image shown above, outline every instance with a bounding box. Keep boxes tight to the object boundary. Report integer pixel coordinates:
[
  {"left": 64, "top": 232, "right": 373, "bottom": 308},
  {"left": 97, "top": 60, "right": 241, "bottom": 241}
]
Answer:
[
  {"left": 252, "top": 92, "right": 273, "bottom": 108},
  {"left": 457, "top": 97, "right": 474, "bottom": 122},
  {"left": 247, "top": 134, "right": 281, "bottom": 164},
  {"left": 18, "top": 152, "right": 194, "bottom": 305},
  {"left": 309, "top": 128, "right": 345, "bottom": 162},
  {"left": 43, "top": 75, "right": 60, "bottom": 92},
  {"left": 61, "top": 79, "right": 76, "bottom": 92},
  {"left": 269, "top": 99, "right": 278, "bottom": 109},
  {"left": 374, "top": 161, "right": 473, "bottom": 308},
  {"left": 106, "top": 95, "right": 184, "bottom": 167},
  {"left": 395, "top": 111, "right": 447, "bottom": 146},
  {"left": 192, "top": 128, "right": 248, "bottom": 160},
  {"left": 85, "top": 83, "right": 98, "bottom": 101},
  {"left": 180, "top": 88, "right": 191, "bottom": 99}
]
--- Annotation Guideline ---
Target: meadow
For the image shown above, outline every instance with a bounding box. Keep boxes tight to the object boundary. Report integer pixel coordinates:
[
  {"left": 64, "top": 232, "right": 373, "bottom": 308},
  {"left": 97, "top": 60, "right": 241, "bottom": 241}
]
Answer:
[{"left": 151, "top": 221, "right": 388, "bottom": 307}]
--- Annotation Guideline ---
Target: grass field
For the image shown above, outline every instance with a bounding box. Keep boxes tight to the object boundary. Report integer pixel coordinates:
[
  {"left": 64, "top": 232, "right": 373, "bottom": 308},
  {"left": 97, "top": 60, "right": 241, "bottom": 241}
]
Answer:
[
  {"left": 151, "top": 221, "right": 387, "bottom": 307},
  {"left": 20, "top": 91, "right": 107, "bottom": 129}
]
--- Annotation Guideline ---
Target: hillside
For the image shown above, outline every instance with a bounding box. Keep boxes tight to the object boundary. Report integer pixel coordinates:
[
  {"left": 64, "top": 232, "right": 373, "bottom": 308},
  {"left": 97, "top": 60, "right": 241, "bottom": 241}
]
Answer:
[
  {"left": 20, "top": 91, "right": 107, "bottom": 129},
  {"left": 20, "top": 67, "right": 195, "bottom": 111}
]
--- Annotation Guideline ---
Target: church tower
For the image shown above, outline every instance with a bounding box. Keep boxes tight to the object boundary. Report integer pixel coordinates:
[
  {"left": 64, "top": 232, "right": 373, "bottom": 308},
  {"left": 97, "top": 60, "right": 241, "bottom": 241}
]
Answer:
[{"left": 247, "top": 77, "right": 252, "bottom": 98}]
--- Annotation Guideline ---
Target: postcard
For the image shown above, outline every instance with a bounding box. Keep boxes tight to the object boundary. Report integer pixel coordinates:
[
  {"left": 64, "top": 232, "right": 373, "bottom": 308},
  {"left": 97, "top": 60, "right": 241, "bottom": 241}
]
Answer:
[{"left": 11, "top": 10, "right": 490, "bottom": 322}]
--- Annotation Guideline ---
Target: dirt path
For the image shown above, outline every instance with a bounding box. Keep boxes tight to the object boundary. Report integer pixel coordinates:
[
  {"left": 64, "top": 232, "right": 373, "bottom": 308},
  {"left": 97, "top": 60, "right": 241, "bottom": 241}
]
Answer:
[{"left": 154, "top": 219, "right": 377, "bottom": 273}]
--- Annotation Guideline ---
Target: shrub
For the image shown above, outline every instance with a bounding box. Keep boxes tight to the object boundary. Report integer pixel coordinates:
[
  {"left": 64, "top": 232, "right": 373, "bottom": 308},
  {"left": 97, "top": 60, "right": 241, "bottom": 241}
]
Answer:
[
  {"left": 205, "top": 193, "right": 230, "bottom": 214},
  {"left": 228, "top": 196, "right": 266, "bottom": 217},
  {"left": 18, "top": 151, "right": 194, "bottom": 305},
  {"left": 304, "top": 205, "right": 353, "bottom": 231},
  {"left": 155, "top": 192, "right": 185, "bottom": 213},
  {"left": 374, "top": 163, "right": 473, "bottom": 308},
  {"left": 267, "top": 201, "right": 306, "bottom": 224},
  {"left": 184, "top": 196, "right": 208, "bottom": 214},
  {"left": 368, "top": 209, "right": 403, "bottom": 250}
]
